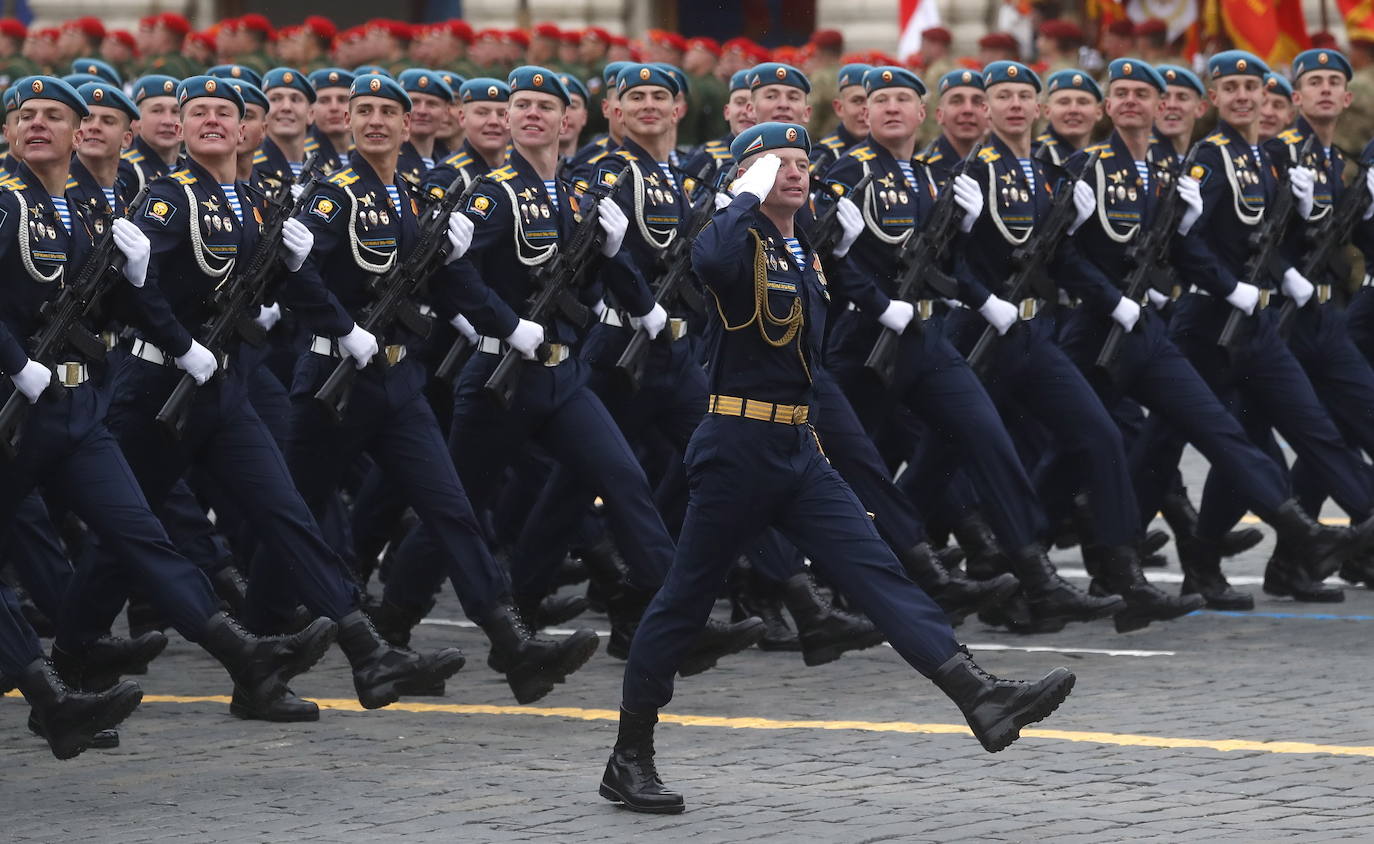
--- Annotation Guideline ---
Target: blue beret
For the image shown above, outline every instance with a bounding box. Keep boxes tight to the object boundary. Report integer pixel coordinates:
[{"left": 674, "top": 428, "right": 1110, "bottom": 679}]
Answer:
[
  {"left": 1292, "top": 48, "right": 1352, "bottom": 80},
  {"left": 863, "top": 65, "right": 926, "bottom": 97},
  {"left": 603, "top": 61, "right": 630, "bottom": 88},
  {"left": 460, "top": 78, "right": 511, "bottom": 103},
  {"left": 616, "top": 63, "right": 679, "bottom": 96},
  {"left": 436, "top": 70, "right": 466, "bottom": 92},
  {"left": 983, "top": 61, "right": 1041, "bottom": 92},
  {"left": 654, "top": 63, "right": 688, "bottom": 96},
  {"left": 76, "top": 81, "right": 139, "bottom": 121},
  {"left": 729, "top": 68, "right": 752, "bottom": 92},
  {"left": 1048, "top": 67, "right": 1104, "bottom": 99},
  {"left": 730, "top": 121, "right": 810, "bottom": 161},
  {"left": 308, "top": 67, "right": 355, "bottom": 91},
  {"left": 559, "top": 73, "right": 590, "bottom": 103},
  {"left": 63, "top": 73, "right": 104, "bottom": 89},
  {"left": 177, "top": 75, "right": 244, "bottom": 117},
  {"left": 133, "top": 75, "right": 179, "bottom": 104},
  {"left": 1107, "top": 58, "right": 1164, "bottom": 93},
  {"left": 749, "top": 62, "right": 810, "bottom": 93},
  {"left": 14, "top": 76, "right": 88, "bottom": 118},
  {"left": 353, "top": 65, "right": 394, "bottom": 79},
  {"left": 1264, "top": 72, "right": 1293, "bottom": 98},
  {"left": 838, "top": 63, "right": 871, "bottom": 90},
  {"left": 398, "top": 68, "right": 454, "bottom": 103},
  {"left": 351, "top": 73, "right": 412, "bottom": 110},
  {"left": 3, "top": 80, "right": 25, "bottom": 113},
  {"left": 71, "top": 57, "right": 120, "bottom": 86},
  {"left": 207, "top": 64, "right": 264, "bottom": 89},
  {"left": 1157, "top": 64, "right": 1204, "bottom": 96},
  {"left": 509, "top": 65, "right": 570, "bottom": 105},
  {"left": 263, "top": 67, "right": 316, "bottom": 103},
  {"left": 1208, "top": 50, "right": 1268, "bottom": 80},
  {"left": 938, "top": 68, "right": 985, "bottom": 95},
  {"left": 224, "top": 80, "right": 268, "bottom": 112}
]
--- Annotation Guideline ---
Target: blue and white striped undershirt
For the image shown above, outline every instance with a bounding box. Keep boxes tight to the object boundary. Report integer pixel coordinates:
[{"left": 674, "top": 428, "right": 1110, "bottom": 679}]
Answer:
[
  {"left": 219, "top": 185, "right": 243, "bottom": 222},
  {"left": 1134, "top": 160, "right": 1150, "bottom": 191},
  {"left": 896, "top": 160, "right": 917, "bottom": 189},
  {"left": 50, "top": 197, "right": 71, "bottom": 233},
  {"left": 421, "top": 156, "right": 434, "bottom": 170},
  {"left": 1017, "top": 158, "right": 1035, "bottom": 192},
  {"left": 783, "top": 236, "right": 807, "bottom": 271},
  {"left": 385, "top": 184, "right": 402, "bottom": 214},
  {"left": 658, "top": 162, "right": 677, "bottom": 192},
  {"left": 289, "top": 160, "right": 303, "bottom": 179},
  {"left": 101, "top": 187, "right": 116, "bottom": 208},
  {"left": 543, "top": 179, "right": 559, "bottom": 208}
]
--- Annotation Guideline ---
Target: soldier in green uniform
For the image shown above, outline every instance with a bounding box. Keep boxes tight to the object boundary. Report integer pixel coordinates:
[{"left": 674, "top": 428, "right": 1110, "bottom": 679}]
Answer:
[
  {"left": 682, "top": 37, "right": 726, "bottom": 149},
  {"left": 0, "top": 20, "right": 40, "bottom": 91},
  {"left": 134, "top": 14, "right": 199, "bottom": 80},
  {"left": 1336, "top": 36, "right": 1374, "bottom": 153}
]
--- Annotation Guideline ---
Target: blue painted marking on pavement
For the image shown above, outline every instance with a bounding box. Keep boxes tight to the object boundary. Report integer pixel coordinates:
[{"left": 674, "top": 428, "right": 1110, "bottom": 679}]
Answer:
[{"left": 1200, "top": 610, "right": 1374, "bottom": 621}]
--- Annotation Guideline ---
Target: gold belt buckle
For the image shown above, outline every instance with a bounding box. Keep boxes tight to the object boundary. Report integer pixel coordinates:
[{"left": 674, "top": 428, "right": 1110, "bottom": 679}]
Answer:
[
  {"left": 1170, "top": 284, "right": 1182, "bottom": 301},
  {"left": 668, "top": 317, "right": 687, "bottom": 341},
  {"left": 1019, "top": 298, "right": 1038, "bottom": 320},
  {"left": 101, "top": 331, "right": 118, "bottom": 351},
  {"left": 60, "top": 362, "right": 84, "bottom": 387},
  {"left": 916, "top": 300, "right": 933, "bottom": 321},
  {"left": 1317, "top": 284, "right": 1332, "bottom": 304},
  {"left": 543, "top": 344, "right": 569, "bottom": 366},
  {"left": 385, "top": 345, "right": 405, "bottom": 365},
  {"left": 791, "top": 405, "right": 809, "bottom": 424},
  {"left": 1258, "top": 288, "right": 1272, "bottom": 309}
]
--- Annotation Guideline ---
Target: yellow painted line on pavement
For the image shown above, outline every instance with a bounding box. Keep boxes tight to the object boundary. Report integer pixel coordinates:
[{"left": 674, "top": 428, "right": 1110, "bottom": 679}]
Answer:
[
  {"left": 134, "top": 695, "right": 1374, "bottom": 759},
  {"left": 1225, "top": 514, "right": 1347, "bottom": 526}
]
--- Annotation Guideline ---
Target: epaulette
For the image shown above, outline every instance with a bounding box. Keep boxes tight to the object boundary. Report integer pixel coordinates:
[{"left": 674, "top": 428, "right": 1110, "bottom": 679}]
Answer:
[
  {"left": 0, "top": 175, "right": 27, "bottom": 191},
  {"left": 304, "top": 136, "right": 320, "bottom": 152},
  {"left": 1276, "top": 128, "right": 1303, "bottom": 146},
  {"left": 1034, "top": 132, "right": 1059, "bottom": 147},
  {"left": 704, "top": 140, "right": 731, "bottom": 161},
  {"left": 443, "top": 151, "right": 473, "bottom": 169},
  {"left": 1202, "top": 132, "right": 1229, "bottom": 147},
  {"left": 977, "top": 146, "right": 1001, "bottom": 163},
  {"left": 1083, "top": 143, "right": 1113, "bottom": 159},
  {"left": 819, "top": 134, "right": 844, "bottom": 150},
  {"left": 588, "top": 149, "right": 611, "bottom": 165},
  {"left": 613, "top": 148, "right": 638, "bottom": 162},
  {"left": 64, "top": 177, "right": 79, "bottom": 190},
  {"left": 923, "top": 152, "right": 944, "bottom": 165},
  {"left": 120, "top": 149, "right": 144, "bottom": 163},
  {"left": 251, "top": 151, "right": 268, "bottom": 164},
  {"left": 491, "top": 165, "right": 518, "bottom": 182},
  {"left": 170, "top": 168, "right": 197, "bottom": 185},
  {"left": 846, "top": 144, "right": 877, "bottom": 162},
  {"left": 328, "top": 168, "right": 360, "bottom": 187}
]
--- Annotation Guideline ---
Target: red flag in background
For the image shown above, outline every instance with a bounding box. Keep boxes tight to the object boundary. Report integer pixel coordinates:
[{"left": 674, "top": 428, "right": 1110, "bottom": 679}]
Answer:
[
  {"left": 1338, "top": 0, "right": 1374, "bottom": 42},
  {"left": 1214, "top": 0, "right": 1311, "bottom": 67}
]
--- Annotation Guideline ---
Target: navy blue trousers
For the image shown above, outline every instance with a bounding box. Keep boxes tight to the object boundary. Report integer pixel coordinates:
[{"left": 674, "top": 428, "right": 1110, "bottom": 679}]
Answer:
[{"left": 0, "top": 582, "right": 44, "bottom": 678}]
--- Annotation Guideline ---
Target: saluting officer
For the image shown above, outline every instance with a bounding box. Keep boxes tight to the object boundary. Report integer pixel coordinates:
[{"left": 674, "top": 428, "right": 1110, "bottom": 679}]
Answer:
[{"left": 599, "top": 122, "right": 1076, "bottom": 815}]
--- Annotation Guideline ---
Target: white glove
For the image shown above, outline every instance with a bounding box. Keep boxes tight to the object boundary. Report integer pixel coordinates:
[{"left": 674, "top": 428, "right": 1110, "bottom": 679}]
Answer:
[
  {"left": 713, "top": 190, "right": 732, "bottom": 211},
  {"left": 878, "top": 300, "right": 914, "bottom": 334},
  {"left": 1364, "top": 167, "right": 1374, "bottom": 221},
  {"left": 1068, "top": 179, "right": 1096, "bottom": 235},
  {"left": 281, "top": 217, "right": 313, "bottom": 272},
  {"left": 1177, "top": 175, "right": 1203, "bottom": 236},
  {"left": 1282, "top": 266, "right": 1314, "bottom": 308},
  {"left": 1225, "top": 281, "right": 1260, "bottom": 316},
  {"left": 592, "top": 298, "right": 608, "bottom": 318},
  {"left": 111, "top": 218, "right": 150, "bottom": 287},
  {"left": 338, "top": 323, "right": 379, "bottom": 370},
  {"left": 730, "top": 152, "right": 781, "bottom": 202},
  {"left": 978, "top": 295, "right": 1019, "bottom": 335},
  {"left": 504, "top": 318, "right": 545, "bottom": 360},
  {"left": 450, "top": 313, "right": 478, "bottom": 343},
  {"left": 445, "top": 211, "right": 474, "bottom": 263},
  {"left": 1110, "top": 296, "right": 1141, "bottom": 332},
  {"left": 253, "top": 302, "right": 282, "bottom": 332},
  {"left": 630, "top": 303, "right": 669, "bottom": 340},
  {"left": 1146, "top": 289, "right": 1171, "bottom": 309},
  {"left": 832, "top": 197, "right": 863, "bottom": 258},
  {"left": 1289, "top": 166, "right": 1315, "bottom": 219},
  {"left": 953, "top": 173, "right": 984, "bottom": 233},
  {"left": 174, "top": 340, "right": 218, "bottom": 385},
  {"left": 290, "top": 183, "right": 306, "bottom": 202},
  {"left": 597, "top": 198, "right": 628, "bottom": 257},
  {"left": 10, "top": 359, "right": 50, "bottom": 404}
]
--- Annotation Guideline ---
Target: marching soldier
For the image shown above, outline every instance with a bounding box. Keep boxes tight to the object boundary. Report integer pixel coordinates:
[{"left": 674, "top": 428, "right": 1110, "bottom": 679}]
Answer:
[
  {"left": 424, "top": 78, "right": 510, "bottom": 193},
  {"left": 1154, "top": 65, "right": 1208, "bottom": 159},
  {"left": 120, "top": 76, "right": 183, "bottom": 196},
  {"left": 558, "top": 73, "right": 591, "bottom": 160},
  {"left": 252, "top": 67, "right": 316, "bottom": 194},
  {"left": 68, "top": 81, "right": 137, "bottom": 211},
  {"left": 396, "top": 68, "right": 454, "bottom": 188},
  {"left": 306, "top": 68, "right": 356, "bottom": 174},
  {"left": 1259, "top": 72, "right": 1296, "bottom": 142},
  {"left": 1034, "top": 70, "right": 1101, "bottom": 165},
  {"left": 809, "top": 63, "right": 869, "bottom": 175},
  {"left": 922, "top": 70, "right": 991, "bottom": 187}
]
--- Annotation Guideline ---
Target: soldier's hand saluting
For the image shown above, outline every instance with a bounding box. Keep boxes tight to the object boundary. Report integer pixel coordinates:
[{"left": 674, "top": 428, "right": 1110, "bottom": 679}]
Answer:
[{"left": 730, "top": 152, "right": 781, "bottom": 201}]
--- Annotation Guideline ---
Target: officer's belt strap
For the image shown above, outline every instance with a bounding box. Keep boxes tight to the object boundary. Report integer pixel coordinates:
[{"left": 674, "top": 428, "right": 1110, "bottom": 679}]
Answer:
[
  {"left": 308, "top": 335, "right": 407, "bottom": 365},
  {"left": 599, "top": 307, "right": 690, "bottom": 340},
  {"left": 1189, "top": 285, "right": 1274, "bottom": 308},
  {"left": 473, "top": 336, "right": 571, "bottom": 366},
  {"left": 708, "top": 394, "right": 810, "bottom": 425},
  {"left": 131, "top": 338, "right": 230, "bottom": 371}
]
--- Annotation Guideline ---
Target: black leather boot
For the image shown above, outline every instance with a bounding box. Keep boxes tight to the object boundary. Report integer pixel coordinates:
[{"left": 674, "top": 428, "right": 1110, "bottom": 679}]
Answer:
[
  {"left": 480, "top": 604, "right": 599, "bottom": 704},
  {"left": 729, "top": 566, "right": 799, "bottom": 652},
  {"left": 210, "top": 566, "right": 248, "bottom": 615},
  {"left": 952, "top": 514, "right": 1012, "bottom": 580},
  {"left": 899, "top": 543, "right": 1018, "bottom": 624},
  {"left": 515, "top": 593, "right": 589, "bottom": 631},
  {"left": 605, "top": 583, "right": 655, "bottom": 660},
  {"left": 1263, "top": 499, "right": 1367, "bottom": 581},
  {"left": 1088, "top": 545, "right": 1205, "bottom": 633},
  {"left": 363, "top": 596, "right": 431, "bottom": 648},
  {"left": 27, "top": 711, "right": 120, "bottom": 749},
  {"left": 978, "top": 589, "right": 1067, "bottom": 634},
  {"left": 780, "top": 571, "right": 885, "bottom": 667},
  {"left": 678, "top": 617, "right": 766, "bottom": 676},
  {"left": 336, "top": 610, "right": 467, "bottom": 709},
  {"left": 599, "top": 707, "right": 684, "bottom": 814},
  {"left": 52, "top": 631, "right": 168, "bottom": 690},
  {"left": 1263, "top": 537, "right": 1344, "bottom": 603},
  {"left": 1178, "top": 533, "right": 1252, "bottom": 609},
  {"left": 1142, "top": 529, "right": 1169, "bottom": 556},
  {"left": 1340, "top": 555, "right": 1374, "bottom": 588},
  {"left": 197, "top": 612, "right": 337, "bottom": 715},
  {"left": 125, "top": 596, "right": 170, "bottom": 639},
  {"left": 229, "top": 686, "right": 320, "bottom": 722},
  {"left": 932, "top": 646, "right": 1075, "bottom": 753},
  {"left": 1009, "top": 545, "right": 1125, "bottom": 626},
  {"left": 1162, "top": 489, "right": 1264, "bottom": 558},
  {"left": 16, "top": 658, "right": 142, "bottom": 760}
]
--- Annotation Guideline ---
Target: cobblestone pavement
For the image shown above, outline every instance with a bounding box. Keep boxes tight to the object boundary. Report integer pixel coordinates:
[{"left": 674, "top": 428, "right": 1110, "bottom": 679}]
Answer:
[{"left": 5, "top": 452, "right": 1374, "bottom": 842}]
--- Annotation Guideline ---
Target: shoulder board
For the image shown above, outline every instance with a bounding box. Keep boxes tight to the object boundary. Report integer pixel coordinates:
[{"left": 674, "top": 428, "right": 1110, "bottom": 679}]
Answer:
[
  {"left": 491, "top": 166, "right": 518, "bottom": 182},
  {"left": 923, "top": 152, "right": 944, "bottom": 165},
  {"left": 64, "top": 177, "right": 79, "bottom": 190},
  {"left": 846, "top": 145, "right": 877, "bottom": 162},
  {"left": 1083, "top": 143, "right": 1112, "bottom": 157},
  {"left": 251, "top": 151, "right": 268, "bottom": 164},
  {"left": 303, "top": 136, "right": 320, "bottom": 152},
  {"left": 706, "top": 145, "right": 731, "bottom": 160},
  {"left": 819, "top": 134, "right": 843, "bottom": 150},
  {"left": 1276, "top": 128, "right": 1303, "bottom": 146},
  {"left": 596, "top": 136, "right": 610, "bottom": 149},
  {"left": 1034, "top": 133, "right": 1058, "bottom": 146},
  {"left": 328, "top": 168, "right": 360, "bottom": 187},
  {"left": 613, "top": 149, "right": 638, "bottom": 162},
  {"left": 1202, "top": 133, "right": 1229, "bottom": 147},
  {"left": 443, "top": 151, "right": 473, "bottom": 169},
  {"left": 978, "top": 147, "right": 1001, "bottom": 163},
  {"left": 0, "top": 175, "right": 27, "bottom": 191},
  {"left": 588, "top": 150, "right": 611, "bottom": 164},
  {"left": 120, "top": 149, "right": 144, "bottom": 163},
  {"left": 170, "top": 168, "right": 197, "bottom": 185},
  {"left": 704, "top": 139, "right": 728, "bottom": 151}
]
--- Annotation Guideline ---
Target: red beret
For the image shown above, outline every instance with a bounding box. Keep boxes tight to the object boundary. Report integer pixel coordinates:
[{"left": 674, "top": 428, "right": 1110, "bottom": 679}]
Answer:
[
  {"left": 648, "top": 29, "right": 687, "bottom": 52},
  {"left": 445, "top": 20, "right": 474, "bottom": 43},
  {"left": 922, "top": 26, "right": 952, "bottom": 45},
  {"left": 1106, "top": 19, "right": 1136, "bottom": 37},
  {"left": 686, "top": 36, "right": 721, "bottom": 56},
  {"left": 1311, "top": 31, "right": 1339, "bottom": 49},
  {"left": 1039, "top": 20, "right": 1084, "bottom": 42},
  {"left": 304, "top": 16, "right": 336, "bottom": 41},
  {"left": 534, "top": 23, "right": 561, "bottom": 40},
  {"left": 63, "top": 17, "right": 105, "bottom": 40},
  {"left": 979, "top": 32, "right": 1019, "bottom": 51},
  {"left": 1137, "top": 18, "right": 1168, "bottom": 37},
  {"left": 0, "top": 19, "right": 24, "bottom": 41},
  {"left": 811, "top": 29, "right": 843, "bottom": 50},
  {"left": 187, "top": 30, "right": 215, "bottom": 49},
  {"left": 109, "top": 29, "right": 136, "bottom": 51},
  {"left": 388, "top": 20, "right": 414, "bottom": 41},
  {"left": 238, "top": 14, "right": 273, "bottom": 37},
  {"left": 35, "top": 28, "right": 59, "bottom": 42},
  {"left": 475, "top": 28, "right": 503, "bottom": 42},
  {"left": 508, "top": 29, "right": 530, "bottom": 48},
  {"left": 560, "top": 29, "right": 582, "bottom": 45},
  {"left": 139, "top": 16, "right": 158, "bottom": 32},
  {"left": 159, "top": 13, "right": 192, "bottom": 36},
  {"left": 608, "top": 34, "right": 630, "bottom": 48}
]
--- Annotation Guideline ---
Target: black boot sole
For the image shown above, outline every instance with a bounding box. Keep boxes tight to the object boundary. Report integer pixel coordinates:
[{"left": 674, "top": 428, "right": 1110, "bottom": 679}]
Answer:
[
  {"left": 1185, "top": 588, "right": 1254, "bottom": 610},
  {"left": 360, "top": 651, "right": 467, "bottom": 710},
  {"left": 678, "top": 619, "right": 766, "bottom": 677},
  {"left": 507, "top": 631, "right": 599, "bottom": 705},
  {"left": 1219, "top": 527, "right": 1264, "bottom": 558},
  {"left": 229, "top": 698, "right": 321, "bottom": 722},
  {"left": 800, "top": 629, "right": 887, "bottom": 667},
  {"left": 1031, "top": 594, "right": 1127, "bottom": 629},
  {"left": 756, "top": 636, "right": 802, "bottom": 652},
  {"left": 1112, "top": 594, "right": 1205, "bottom": 634},
  {"left": 974, "top": 669, "right": 1075, "bottom": 754},
  {"left": 28, "top": 715, "right": 119, "bottom": 749},
  {"left": 47, "top": 684, "right": 143, "bottom": 760},
  {"left": 599, "top": 781, "right": 685, "bottom": 814},
  {"left": 1262, "top": 576, "right": 1345, "bottom": 604}
]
